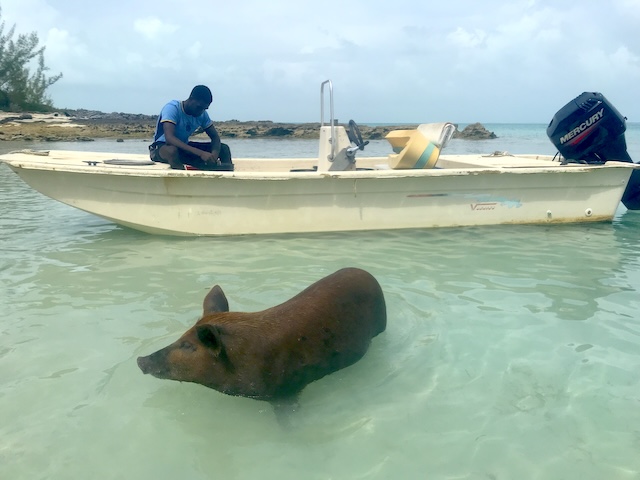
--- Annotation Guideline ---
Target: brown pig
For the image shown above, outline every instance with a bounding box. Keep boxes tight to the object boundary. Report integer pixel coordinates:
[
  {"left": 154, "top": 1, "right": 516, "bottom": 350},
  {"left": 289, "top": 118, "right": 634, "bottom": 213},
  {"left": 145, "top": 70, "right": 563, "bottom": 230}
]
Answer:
[{"left": 137, "top": 267, "right": 386, "bottom": 409}]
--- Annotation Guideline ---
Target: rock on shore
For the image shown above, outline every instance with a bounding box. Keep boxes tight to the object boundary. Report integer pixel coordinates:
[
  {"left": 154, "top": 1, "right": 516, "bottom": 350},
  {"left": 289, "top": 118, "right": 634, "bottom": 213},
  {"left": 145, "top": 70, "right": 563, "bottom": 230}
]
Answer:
[
  {"left": 0, "top": 110, "right": 497, "bottom": 142},
  {"left": 454, "top": 122, "right": 497, "bottom": 140}
]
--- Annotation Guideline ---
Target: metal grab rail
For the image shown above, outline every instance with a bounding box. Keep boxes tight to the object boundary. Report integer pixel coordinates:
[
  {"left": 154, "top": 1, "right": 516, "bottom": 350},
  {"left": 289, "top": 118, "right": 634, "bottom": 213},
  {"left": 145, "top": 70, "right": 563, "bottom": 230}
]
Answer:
[{"left": 320, "top": 80, "right": 336, "bottom": 161}]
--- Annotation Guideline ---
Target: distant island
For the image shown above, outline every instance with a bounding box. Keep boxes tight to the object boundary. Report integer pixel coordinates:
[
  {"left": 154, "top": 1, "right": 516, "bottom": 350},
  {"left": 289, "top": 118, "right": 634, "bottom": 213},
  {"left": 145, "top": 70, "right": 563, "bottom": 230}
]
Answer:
[{"left": 0, "top": 110, "right": 497, "bottom": 142}]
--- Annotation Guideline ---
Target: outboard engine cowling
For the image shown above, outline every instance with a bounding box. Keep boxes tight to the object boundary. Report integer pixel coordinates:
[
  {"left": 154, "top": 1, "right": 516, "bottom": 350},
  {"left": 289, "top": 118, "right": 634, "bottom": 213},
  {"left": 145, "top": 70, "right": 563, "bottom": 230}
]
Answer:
[{"left": 547, "top": 92, "right": 640, "bottom": 210}]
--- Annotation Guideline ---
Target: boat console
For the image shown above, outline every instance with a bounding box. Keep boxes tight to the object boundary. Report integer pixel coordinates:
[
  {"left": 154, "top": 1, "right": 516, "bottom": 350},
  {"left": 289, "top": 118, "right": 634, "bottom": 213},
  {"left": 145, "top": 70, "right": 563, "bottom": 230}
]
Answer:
[
  {"left": 317, "top": 79, "right": 456, "bottom": 173},
  {"left": 317, "top": 80, "right": 370, "bottom": 172}
]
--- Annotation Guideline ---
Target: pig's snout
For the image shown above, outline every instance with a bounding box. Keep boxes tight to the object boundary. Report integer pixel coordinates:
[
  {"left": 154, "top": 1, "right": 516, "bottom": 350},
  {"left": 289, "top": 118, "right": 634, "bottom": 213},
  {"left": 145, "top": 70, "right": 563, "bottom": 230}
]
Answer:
[
  {"left": 137, "top": 353, "right": 170, "bottom": 378},
  {"left": 137, "top": 355, "right": 152, "bottom": 374}
]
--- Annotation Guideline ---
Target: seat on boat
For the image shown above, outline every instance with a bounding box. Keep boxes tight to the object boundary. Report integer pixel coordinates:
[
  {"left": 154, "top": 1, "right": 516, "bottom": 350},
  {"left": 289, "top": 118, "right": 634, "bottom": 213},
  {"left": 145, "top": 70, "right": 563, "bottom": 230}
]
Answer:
[{"left": 385, "top": 122, "right": 455, "bottom": 169}]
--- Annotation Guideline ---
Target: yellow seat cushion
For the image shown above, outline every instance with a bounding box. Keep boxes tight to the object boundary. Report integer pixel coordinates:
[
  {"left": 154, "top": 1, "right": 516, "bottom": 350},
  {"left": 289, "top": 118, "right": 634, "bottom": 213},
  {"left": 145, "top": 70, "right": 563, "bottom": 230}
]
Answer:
[{"left": 386, "top": 130, "right": 440, "bottom": 169}]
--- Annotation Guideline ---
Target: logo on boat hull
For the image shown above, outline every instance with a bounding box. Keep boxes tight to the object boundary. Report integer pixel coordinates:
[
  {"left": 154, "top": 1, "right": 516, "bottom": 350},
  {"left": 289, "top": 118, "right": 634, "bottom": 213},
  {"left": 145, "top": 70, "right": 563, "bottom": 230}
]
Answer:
[
  {"left": 406, "top": 193, "right": 522, "bottom": 210},
  {"left": 470, "top": 202, "right": 497, "bottom": 210}
]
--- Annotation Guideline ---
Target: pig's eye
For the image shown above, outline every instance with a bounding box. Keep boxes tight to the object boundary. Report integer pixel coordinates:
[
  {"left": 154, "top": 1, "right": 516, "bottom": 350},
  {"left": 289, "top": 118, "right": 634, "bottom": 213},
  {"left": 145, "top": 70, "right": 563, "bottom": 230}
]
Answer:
[{"left": 179, "top": 341, "right": 196, "bottom": 352}]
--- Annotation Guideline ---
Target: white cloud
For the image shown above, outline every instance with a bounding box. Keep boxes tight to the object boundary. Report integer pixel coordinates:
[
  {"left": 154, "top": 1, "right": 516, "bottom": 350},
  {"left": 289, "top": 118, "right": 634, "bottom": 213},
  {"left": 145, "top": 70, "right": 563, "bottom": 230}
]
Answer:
[
  {"left": 262, "top": 60, "right": 315, "bottom": 86},
  {"left": 448, "top": 27, "right": 486, "bottom": 49},
  {"left": 44, "top": 27, "right": 83, "bottom": 57},
  {"left": 42, "top": 28, "right": 89, "bottom": 82},
  {"left": 611, "top": 45, "right": 640, "bottom": 74},
  {"left": 615, "top": 0, "right": 640, "bottom": 17},
  {"left": 125, "top": 52, "right": 145, "bottom": 66},
  {"left": 133, "top": 17, "right": 177, "bottom": 40},
  {"left": 186, "top": 41, "right": 202, "bottom": 60},
  {"left": 579, "top": 45, "right": 640, "bottom": 77}
]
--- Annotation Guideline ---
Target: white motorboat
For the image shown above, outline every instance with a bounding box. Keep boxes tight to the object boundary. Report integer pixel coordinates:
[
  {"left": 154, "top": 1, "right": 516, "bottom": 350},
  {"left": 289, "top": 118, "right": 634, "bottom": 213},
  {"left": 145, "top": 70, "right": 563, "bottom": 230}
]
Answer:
[{"left": 1, "top": 81, "right": 639, "bottom": 236}]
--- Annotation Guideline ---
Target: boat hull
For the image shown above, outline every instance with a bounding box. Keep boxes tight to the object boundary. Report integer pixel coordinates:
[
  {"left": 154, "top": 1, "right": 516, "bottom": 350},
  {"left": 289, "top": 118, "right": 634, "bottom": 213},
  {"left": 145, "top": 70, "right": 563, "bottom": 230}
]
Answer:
[{"left": 1, "top": 152, "right": 633, "bottom": 236}]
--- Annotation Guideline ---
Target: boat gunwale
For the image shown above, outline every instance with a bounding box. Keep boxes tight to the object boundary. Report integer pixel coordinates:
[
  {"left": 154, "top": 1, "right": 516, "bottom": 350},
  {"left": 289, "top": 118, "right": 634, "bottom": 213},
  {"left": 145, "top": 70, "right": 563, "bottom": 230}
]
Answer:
[{"left": 1, "top": 155, "right": 637, "bottom": 180}]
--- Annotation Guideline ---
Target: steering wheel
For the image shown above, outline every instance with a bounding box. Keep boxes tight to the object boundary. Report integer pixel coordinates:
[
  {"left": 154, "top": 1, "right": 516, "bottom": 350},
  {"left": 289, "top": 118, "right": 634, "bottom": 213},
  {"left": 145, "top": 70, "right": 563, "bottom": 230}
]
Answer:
[{"left": 347, "top": 120, "right": 369, "bottom": 151}]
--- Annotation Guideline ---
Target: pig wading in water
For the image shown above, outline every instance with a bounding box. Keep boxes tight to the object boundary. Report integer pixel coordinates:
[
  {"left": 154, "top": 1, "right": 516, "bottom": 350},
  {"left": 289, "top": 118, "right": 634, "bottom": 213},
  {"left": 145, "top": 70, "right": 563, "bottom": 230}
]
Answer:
[{"left": 137, "top": 268, "right": 386, "bottom": 414}]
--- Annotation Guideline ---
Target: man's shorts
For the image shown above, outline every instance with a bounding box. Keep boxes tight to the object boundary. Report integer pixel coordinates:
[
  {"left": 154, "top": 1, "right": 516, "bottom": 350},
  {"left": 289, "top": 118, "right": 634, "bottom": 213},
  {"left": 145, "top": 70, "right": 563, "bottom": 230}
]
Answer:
[
  {"left": 148, "top": 141, "right": 167, "bottom": 163},
  {"left": 148, "top": 141, "right": 234, "bottom": 171}
]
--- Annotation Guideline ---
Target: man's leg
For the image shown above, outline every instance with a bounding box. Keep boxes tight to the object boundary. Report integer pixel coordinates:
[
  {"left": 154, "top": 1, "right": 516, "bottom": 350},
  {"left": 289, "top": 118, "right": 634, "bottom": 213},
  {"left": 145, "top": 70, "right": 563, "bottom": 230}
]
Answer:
[
  {"left": 150, "top": 142, "right": 185, "bottom": 170},
  {"left": 185, "top": 142, "right": 233, "bottom": 171},
  {"left": 219, "top": 143, "right": 233, "bottom": 166},
  {"left": 181, "top": 142, "right": 212, "bottom": 169}
]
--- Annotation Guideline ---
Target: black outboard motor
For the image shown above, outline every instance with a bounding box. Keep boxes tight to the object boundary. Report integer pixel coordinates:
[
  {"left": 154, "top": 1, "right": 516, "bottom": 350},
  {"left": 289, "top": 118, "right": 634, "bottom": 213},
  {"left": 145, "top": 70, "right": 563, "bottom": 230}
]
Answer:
[{"left": 547, "top": 92, "right": 640, "bottom": 210}]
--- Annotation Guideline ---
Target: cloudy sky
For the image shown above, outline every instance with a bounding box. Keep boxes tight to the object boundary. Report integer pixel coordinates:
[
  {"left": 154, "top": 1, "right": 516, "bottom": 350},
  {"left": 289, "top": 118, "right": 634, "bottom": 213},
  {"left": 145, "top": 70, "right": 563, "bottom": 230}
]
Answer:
[{"left": 2, "top": 0, "right": 639, "bottom": 124}]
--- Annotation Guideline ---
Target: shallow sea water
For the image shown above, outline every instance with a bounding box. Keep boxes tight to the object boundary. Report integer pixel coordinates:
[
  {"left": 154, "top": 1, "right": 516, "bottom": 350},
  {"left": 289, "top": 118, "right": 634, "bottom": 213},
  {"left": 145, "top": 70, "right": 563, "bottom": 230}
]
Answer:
[{"left": 1, "top": 126, "right": 640, "bottom": 479}]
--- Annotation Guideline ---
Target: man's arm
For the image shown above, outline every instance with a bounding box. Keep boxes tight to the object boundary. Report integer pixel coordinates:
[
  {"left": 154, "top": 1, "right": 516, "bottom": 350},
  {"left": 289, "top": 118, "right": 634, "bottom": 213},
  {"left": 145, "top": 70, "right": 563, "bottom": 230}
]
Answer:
[
  {"left": 205, "top": 124, "right": 222, "bottom": 160},
  {"left": 163, "top": 122, "right": 216, "bottom": 162}
]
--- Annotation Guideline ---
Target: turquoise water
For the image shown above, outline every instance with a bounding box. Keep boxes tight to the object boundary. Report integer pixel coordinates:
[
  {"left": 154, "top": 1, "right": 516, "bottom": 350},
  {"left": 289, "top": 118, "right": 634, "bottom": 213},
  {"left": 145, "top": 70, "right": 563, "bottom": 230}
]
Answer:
[{"left": 1, "top": 125, "right": 640, "bottom": 479}]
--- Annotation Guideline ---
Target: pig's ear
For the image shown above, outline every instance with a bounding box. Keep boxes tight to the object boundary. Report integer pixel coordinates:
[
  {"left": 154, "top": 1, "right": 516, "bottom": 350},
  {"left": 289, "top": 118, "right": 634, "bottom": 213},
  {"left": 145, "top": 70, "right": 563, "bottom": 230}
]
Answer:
[
  {"left": 196, "top": 324, "right": 224, "bottom": 356},
  {"left": 203, "top": 285, "right": 229, "bottom": 314}
]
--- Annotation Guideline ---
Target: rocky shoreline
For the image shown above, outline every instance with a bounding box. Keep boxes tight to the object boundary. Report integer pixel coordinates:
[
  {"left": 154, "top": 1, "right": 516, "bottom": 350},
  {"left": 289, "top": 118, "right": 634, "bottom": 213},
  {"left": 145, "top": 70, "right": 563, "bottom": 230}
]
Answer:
[{"left": 0, "top": 110, "right": 497, "bottom": 142}]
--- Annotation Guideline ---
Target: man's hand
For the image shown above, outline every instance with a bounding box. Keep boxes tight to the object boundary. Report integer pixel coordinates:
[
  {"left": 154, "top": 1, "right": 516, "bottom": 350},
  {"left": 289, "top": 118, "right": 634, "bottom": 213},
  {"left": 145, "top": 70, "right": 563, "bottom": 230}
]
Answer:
[{"left": 198, "top": 150, "right": 221, "bottom": 166}]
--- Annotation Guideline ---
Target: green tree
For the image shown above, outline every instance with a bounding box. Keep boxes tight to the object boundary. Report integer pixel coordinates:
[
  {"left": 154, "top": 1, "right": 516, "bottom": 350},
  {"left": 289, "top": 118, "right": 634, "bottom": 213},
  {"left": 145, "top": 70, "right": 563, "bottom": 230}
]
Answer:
[{"left": 0, "top": 5, "right": 62, "bottom": 111}]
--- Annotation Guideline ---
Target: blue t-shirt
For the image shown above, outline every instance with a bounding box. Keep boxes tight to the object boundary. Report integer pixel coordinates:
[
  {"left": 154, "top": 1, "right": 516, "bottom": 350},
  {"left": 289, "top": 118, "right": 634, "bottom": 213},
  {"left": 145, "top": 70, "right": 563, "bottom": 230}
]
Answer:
[{"left": 153, "top": 100, "right": 214, "bottom": 144}]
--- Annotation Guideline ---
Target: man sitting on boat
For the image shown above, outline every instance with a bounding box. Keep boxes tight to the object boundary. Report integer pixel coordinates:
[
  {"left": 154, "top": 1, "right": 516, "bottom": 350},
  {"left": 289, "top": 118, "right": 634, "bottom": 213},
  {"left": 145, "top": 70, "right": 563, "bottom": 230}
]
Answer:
[{"left": 149, "top": 85, "right": 233, "bottom": 170}]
